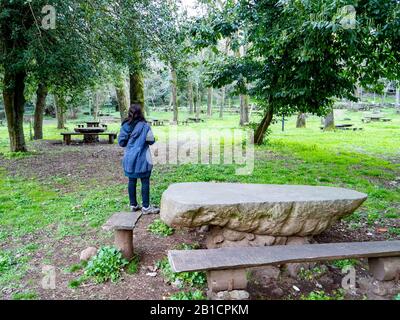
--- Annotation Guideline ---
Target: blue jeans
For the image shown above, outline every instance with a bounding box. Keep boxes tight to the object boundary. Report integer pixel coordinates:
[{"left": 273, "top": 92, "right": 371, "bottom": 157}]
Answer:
[{"left": 128, "top": 177, "right": 150, "bottom": 208}]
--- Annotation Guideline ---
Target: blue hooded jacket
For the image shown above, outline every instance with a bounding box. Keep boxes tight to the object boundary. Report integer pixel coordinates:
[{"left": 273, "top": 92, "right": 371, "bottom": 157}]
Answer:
[{"left": 118, "top": 120, "right": 155, "bottom": 178}]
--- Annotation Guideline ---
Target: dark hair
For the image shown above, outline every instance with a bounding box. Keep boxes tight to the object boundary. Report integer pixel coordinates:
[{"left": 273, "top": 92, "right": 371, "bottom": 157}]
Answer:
[{"left": 124, "top": 103, "right": 146, "bottom": 124}]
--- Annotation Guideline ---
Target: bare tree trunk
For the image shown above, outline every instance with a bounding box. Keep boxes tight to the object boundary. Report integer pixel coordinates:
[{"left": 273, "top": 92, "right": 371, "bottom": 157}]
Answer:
[
  {"left": 70, "top": 107, "right": 78, "bottom": 120},
  {"left": 254, "top": 107, "right": 274, "bottom": 145},
  {"left": 196, "top": 84, "right": 201, "bottom": 119},
  {"left": 129, "top": 69, "right": 145, "bottom": 113},
  {"left": 396, "top": 85, "right": 400, "bottom": 109},
  {"left": 220, "top": 87, "right": 225, "bottom": 119},
  {"left": 3, "top": 70, "right": 27, "bottom": 152},
  {"left": 33, "top": 83, "right": 48, "bottom": 140},
  {"left": 207, "top": 87, "right": 213, "bottom": 117},
  {"left": 239, "top": 95, "right": 246, "bottom": 126},
  {"left": 171, "top": 67, "right": 178, "bottom": 123},
  {"left": 296, "top": 113, "right": 306, "bottom": 128},
  {"left": 188, "top": 82, "right": 194, "bottom": 114},
  {"left": 116, "top": 79, "right": 129, "bottom": 121},
  {"left": 244, "top": 95, "right": 249, "bottom": 123},
  {"left": 93, "top": 91, "right": 100, "bottom": 121},
  {"left": 324, "top": 111, "right": 335, "bottom": 131},
  {"left": 55, "top": 94, "right": 66, "bottom": 129}
]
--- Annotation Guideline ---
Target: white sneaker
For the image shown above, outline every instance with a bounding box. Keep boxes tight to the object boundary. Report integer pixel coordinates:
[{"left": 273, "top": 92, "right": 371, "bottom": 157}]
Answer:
[
  {"left": 142, "top": 206, "right": 160, "bottom": 215},
  {"left": 130, "top": 205, "right": 142, "bottom": 212}
]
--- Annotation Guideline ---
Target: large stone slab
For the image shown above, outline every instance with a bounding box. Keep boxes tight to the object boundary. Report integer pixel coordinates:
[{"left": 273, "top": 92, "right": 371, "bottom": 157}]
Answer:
[{"left": 160, "top": 183, "right": 367, "bottom": 236}]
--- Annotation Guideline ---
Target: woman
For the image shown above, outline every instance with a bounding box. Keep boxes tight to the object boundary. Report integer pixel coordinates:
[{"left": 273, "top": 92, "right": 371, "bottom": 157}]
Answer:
[{"left": 118, "top": 104, "right": 160, "bottom": 214}]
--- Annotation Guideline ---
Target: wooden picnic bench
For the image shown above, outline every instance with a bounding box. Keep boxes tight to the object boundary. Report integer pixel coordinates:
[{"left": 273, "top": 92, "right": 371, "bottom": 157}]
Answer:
[
  {"left": 187, "top": 117, "right": 205, "bottom": 123},
  {"left": 61, "top": 132, "right": 117, "bottom": 145},
  {"left": 168, "top": 241, "right": 400, "bottom": 292},
  {"left": 320, "top": 125, "right": 363, "bottom": 131}
]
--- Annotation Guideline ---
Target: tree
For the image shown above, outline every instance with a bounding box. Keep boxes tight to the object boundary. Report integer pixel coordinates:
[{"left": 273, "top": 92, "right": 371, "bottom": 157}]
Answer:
[
  {"left": 0, "top": 1, "right": 105, "bottom": 151},
  {"left": 33, "top": 83, "right": 48, "bottom": 140},
  {"left": 192, "top": 0, "right": 400, "bottom": 144}
]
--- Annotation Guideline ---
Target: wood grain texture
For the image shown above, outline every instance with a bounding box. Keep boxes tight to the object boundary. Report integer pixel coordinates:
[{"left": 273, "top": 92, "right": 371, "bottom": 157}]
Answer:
[{"left": 168, "top": 241, "right": 400, "bottom": 272}]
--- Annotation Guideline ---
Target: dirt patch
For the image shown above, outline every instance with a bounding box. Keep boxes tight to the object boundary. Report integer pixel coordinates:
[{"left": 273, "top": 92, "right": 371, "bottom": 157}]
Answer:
[{"left": 0, "top": 141, "right": 126, "bottom": 192}]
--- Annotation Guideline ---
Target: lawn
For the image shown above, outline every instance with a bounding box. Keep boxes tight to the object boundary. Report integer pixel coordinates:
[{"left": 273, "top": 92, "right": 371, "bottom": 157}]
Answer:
[{"left": 0, "top": 108, "right": 399, "bottom": 300}]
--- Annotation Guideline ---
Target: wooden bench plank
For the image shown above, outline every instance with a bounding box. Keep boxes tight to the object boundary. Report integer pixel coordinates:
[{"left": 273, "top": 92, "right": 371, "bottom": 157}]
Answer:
[
  {"left": 168, "top": 241, "right": 400, "bottom": 273},
  {"left": 102, "top": 212, "right": 141, "bottom": 231},
  {"left": 61, "top": 132, "right": 117, "bottom": 136}
]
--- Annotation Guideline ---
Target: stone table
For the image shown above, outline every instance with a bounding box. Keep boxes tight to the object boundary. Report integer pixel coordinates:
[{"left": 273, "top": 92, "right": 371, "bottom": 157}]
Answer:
[{"left": 160, "top": 183, "right": 368, "bottom": 247}]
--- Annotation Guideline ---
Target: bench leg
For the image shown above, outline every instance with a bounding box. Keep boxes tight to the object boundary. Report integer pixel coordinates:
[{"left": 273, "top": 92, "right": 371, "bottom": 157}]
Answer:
[
  {"left": 368, "top": 257, "right": 400, "bottom": 281},
  {"left": 108, "top": 135, "right": 115, "bottom": 144},
  {"left": 207, "top": 269, "right": 248, "bottom": 293},
  {"left": 64, "top": 135, "right": 71, "bottom": 145},
  {"left": 114, "top": 230, "right": 134, "bottom": 260}
]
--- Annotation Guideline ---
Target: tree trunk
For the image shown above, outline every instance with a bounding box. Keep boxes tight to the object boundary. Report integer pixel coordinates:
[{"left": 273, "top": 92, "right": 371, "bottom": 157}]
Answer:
[
  {"left": 171, "top": 67, "right": 178, "bottom": 123},
  {"left": 70, "top": 107, "right": 78, "bottom": 120},
  {"left": 207, "top": 87, "right": 213, "bottom": 117},
  {"left": 188, "top": 82, "right": 194, "bottom": 114},
  {"left": 254, "top": 107, "right": 274, "bottom": 145},
  {"left": 129, "top": 69, "right": 145, "bottom": 112},
  {"left": 55, "top": 94, "right": 66, "bottom": 129},
  {"left": 244, "top": 95, "right": 249, "bottom": 123},
  {"left": 296, "top": 113, "right": 306, "bottom": 128},
  {"left": 116, "top": 76, "right": 129, "bottom": 121},
  {"left": 196, "top": 85, "right": 201, "bottom": 119},
  {"left": 324, "top": 111, "right": 335, "bottom": 131},
  {"left": 220, "top": 87, "right": 225, "bottom": 119},
  {"left": 3, "top": 70, "right": 27, "bottom": 152},
  {"left": 33, "top": 83, "right": 48, "bottom": 140},
  {"left": 396, "top": 85, "right": 400, "bottom": 109},
  {"left": 239, "top": 95, "right": 246, "bottom": 126},
  {"left": 93, "top": 91, "right": 100, "bottom": 121}
]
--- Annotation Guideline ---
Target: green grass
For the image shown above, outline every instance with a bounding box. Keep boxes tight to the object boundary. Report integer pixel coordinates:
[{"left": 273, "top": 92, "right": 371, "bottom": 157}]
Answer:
[
  {"left": 11, "top": 291, "right": 38, "bottom": 300},
  {"left": 331, "top": 259, "right": 359, "bottom": 269},
  {"left": 300, "top": 290, "right": 345, "bottom": 301},
  {"left": 126, "top": 255, "right": 140, "bottom": 275},
  {"left": 0, "top": 108, "right": 399, "bottom": 298},
  {"left": 147, "top": 219, "right": 175, "bottom": 237},
  {"left": 156, "top": 256, "right": 207, "bottom": 289},
  {"left": 169, "top": 290, "right": 206, "bottom": 300}
]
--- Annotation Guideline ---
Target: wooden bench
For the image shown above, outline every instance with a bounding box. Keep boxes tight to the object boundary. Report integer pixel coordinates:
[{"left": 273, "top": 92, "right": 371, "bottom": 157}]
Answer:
[
  {"left": 61, "top": 132, "right": 117, "bottom": 145},
  {"left": 187, "top": 117, "right": 205, "bottom": 123},
  {"left": 168, "top": 241, "right": 400, "bottom": 293},
  {"left": 102, "top": 212, "right": 142, "bottom": 260},
  {"left": 320, "top": 126, "right": 364, "bottom": 131}
]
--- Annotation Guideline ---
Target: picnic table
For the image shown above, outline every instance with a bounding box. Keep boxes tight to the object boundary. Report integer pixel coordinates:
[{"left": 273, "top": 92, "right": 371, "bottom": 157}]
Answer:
[
  {"left": 148, "top": 119, "right": 165, "bottom": 126},
  {"left": 61, "top": 121, "right": 116, "bottom": 145},
  {"left": 155, "top": 183, "right": 400, "bottom": 295},
  {"left": 187, "top": 117, "right": 205, "bottom": 123}
]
